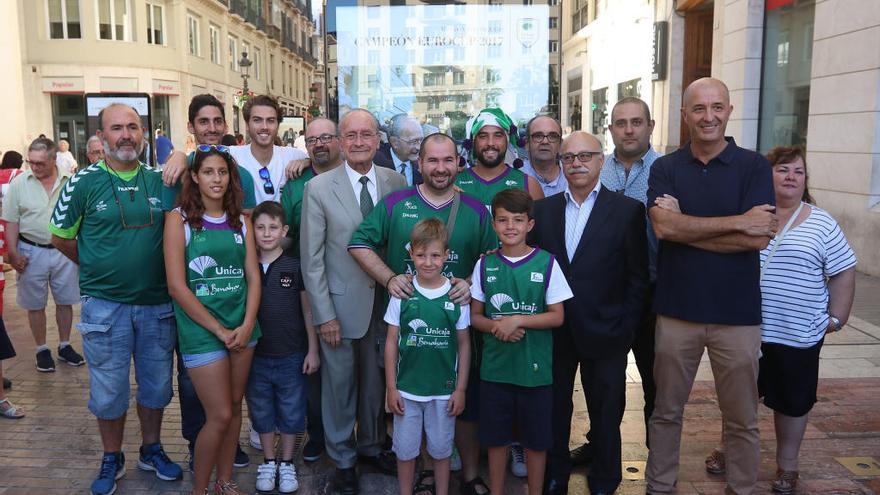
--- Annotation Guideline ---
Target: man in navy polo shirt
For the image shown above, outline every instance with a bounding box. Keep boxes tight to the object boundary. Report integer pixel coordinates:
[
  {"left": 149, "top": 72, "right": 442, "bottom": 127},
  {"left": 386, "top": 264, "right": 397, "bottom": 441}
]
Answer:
[{"left": 644, "top": 78, "right": 777, "bottom": 495}]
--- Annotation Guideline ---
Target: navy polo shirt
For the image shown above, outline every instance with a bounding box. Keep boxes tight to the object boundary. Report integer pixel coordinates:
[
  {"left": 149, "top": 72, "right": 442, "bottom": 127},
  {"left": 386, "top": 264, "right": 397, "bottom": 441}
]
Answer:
[{"left": 647, "top": 137, "right": 774, "bottom": 325}]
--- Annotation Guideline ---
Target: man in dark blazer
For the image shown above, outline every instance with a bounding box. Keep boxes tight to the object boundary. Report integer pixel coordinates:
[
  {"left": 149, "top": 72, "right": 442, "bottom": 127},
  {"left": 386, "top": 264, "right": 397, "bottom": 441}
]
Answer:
[
  {"left": 374, "top": 114, "right": 423, "bottom": 185},
  {"left": 529, "top": 131, "right": 649, "bottom": 495}
]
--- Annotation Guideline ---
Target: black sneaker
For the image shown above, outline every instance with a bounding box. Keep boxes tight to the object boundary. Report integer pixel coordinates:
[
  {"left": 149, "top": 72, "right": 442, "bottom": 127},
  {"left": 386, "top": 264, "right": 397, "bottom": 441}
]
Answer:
[
  {"left": 234, "top": 444, "right": 250, "bottom": 468},
  {"left": 58, "top": 345, "right": 85, "bottom": 366},
  {"left": 302, "top": 439, "right": 323, "bottom": 462},
  {"left": 359, "top": 451, "right": 396, "bottom": 475},
  {"left": 2, "top": 377, "right": 11, "bottom": 389},
  {"left": 36, "top": 349, "right": 55, "bottom": 372}
]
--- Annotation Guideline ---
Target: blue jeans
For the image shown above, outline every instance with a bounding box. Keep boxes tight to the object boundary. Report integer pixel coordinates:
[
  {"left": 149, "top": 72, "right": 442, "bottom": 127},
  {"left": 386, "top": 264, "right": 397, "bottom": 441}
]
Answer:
[
  {"left": 77, "top": 296, "right": 176, "bottom": 420},
  {"left": 246, "top": 353, "right": 308, "bottom": 434}
]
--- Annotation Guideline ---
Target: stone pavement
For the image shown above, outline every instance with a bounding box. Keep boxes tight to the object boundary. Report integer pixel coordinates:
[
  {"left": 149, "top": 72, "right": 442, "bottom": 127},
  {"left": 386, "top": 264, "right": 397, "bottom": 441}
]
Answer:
[{"left": 1, "top": 272, "right": 879, "bottom": 494}]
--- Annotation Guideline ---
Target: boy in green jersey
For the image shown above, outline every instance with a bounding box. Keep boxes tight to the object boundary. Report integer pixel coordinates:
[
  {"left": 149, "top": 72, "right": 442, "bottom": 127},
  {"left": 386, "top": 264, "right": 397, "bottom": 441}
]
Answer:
[
  {"left": 384, "top": 219, "right": 471, "bottom": 495},
  {"left": 469, "top": 189, "right": 572, "bottom": 495}
]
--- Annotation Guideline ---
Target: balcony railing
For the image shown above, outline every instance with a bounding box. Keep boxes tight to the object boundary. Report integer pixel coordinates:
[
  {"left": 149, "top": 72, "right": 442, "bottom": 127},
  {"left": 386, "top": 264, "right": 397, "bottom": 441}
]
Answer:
[
  {"left": 266, "top": 25, "right": 281, "bottom": 42},
  {"left": 230, "top": 0, "right": 246, "bottom": 18}
]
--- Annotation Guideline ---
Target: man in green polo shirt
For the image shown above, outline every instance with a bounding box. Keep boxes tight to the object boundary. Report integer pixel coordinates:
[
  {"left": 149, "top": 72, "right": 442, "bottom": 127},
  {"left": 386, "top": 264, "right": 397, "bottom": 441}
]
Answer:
[{"left": 49, "top": 103, "right": 182, "bottom": 495}]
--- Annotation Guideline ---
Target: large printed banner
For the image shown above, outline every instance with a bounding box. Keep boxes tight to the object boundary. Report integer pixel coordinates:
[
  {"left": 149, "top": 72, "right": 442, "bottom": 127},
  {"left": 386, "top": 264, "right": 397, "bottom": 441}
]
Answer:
[{"left": 336, "top": 4, "right": 549, "bottom": 137}]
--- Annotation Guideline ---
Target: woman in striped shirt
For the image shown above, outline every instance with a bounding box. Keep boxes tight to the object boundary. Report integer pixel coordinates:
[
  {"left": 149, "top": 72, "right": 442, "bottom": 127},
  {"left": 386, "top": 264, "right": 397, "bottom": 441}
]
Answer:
[{"left": 655, "top": 146, "right": 857, "bottom": 493}]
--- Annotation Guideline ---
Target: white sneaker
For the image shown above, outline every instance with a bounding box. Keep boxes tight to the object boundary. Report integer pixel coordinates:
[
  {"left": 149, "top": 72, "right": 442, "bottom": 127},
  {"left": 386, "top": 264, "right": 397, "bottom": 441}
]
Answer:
[
  {"left": 509, "top": 443, "right": 527, "bottom": 478},
  {"left": 278, "top": 462, "right": 299, "bottom": 493},
  {"left": 249, "top": 428, "right": 263, "bottom": 450},
  {"left": 255, "top": 461, "right": 277, "bottom": 492},
  {"left": 450, "top": 447, "right": 462, "bottom": 471}
]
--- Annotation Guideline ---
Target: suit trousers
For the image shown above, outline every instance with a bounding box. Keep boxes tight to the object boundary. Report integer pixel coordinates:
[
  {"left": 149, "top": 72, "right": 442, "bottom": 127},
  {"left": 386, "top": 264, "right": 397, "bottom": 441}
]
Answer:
[
  {"left": 646, "top": 316, "right": 761, "bottom": 495},
  {"left": 548, "top": 328, "right": 628, "bottom": 493},
  {"left": 319, "top": 308, "right": 386, "bottom": 469}
]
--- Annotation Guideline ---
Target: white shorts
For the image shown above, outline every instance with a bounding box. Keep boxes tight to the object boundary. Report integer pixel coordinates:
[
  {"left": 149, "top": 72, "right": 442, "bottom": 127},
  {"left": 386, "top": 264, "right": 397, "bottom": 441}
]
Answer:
[
  {"left": 392, "top": 397, "right": 455, "bottom": 461},
  {"left": 15, "top": 241, "right": 80, "bottom": 310}
]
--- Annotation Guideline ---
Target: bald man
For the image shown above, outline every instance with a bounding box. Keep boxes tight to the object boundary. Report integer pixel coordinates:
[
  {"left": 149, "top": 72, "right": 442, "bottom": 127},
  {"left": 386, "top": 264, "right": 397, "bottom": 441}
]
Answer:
[
  {"left": 529, "top": 132, "right": 648, "bottom": 495},
  {"left": 644, "top": 78, "right": 776, "bottom": 495}
]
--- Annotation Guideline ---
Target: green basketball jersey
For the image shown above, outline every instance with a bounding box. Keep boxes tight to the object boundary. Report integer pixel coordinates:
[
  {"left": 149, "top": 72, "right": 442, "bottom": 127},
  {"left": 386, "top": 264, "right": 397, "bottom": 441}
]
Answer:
[
  {"left": 453, "top": 165, "right": 529, "bottom": 207},
  {"left": 279, "top": 166, "right": 316, "bottom": 257},
  {"left": 394, "top": 290, "right": 465, "bottom": 398},
  {"left": 173, "top": 214, "right": 261, "bottom": 354},
  {"left": 480, "top": 248, "right": 555, "bottom": 387},
  {"left": 349, "top": 187, "right": 496, "bottom": 280},
  {"left": 48, "top": 161, "right": 169, "bottom": 304}
]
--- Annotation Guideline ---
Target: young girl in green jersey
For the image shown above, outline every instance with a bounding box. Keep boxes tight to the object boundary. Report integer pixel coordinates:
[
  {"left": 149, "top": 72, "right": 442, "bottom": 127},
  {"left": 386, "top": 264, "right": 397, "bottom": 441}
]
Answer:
[
  {"left": 164, "top": 145, "right": 262, "bottom": 495},
  {"left": 384, "top": 218, "right": 471, "bottom": 495}
]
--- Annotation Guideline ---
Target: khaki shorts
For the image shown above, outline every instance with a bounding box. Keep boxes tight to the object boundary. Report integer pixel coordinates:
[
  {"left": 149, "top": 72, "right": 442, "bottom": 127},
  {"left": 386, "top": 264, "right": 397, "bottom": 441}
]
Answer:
[{"left": 15, "top": 241, "right": 80, "bottom": 310}]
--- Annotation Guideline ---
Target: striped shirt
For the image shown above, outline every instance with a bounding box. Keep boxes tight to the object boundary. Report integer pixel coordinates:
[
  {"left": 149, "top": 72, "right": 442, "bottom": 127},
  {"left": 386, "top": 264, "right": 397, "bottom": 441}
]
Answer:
[{"left": 760, "top": 204, "right": 857, "bottom": 347}]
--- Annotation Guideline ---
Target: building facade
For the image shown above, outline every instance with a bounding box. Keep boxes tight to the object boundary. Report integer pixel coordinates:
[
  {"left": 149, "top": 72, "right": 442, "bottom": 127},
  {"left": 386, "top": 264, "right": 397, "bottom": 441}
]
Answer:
[
  {"left": 0, "top": 0, "right": 319, "bottom": 165},
  {"left": 561, "top": 0, "right": 880, "bottom": 276}
]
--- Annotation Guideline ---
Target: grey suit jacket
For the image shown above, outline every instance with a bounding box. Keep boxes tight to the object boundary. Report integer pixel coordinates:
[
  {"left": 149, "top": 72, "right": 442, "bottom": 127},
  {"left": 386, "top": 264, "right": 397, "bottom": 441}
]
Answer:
[{"left": 300, "top": 163, "right": 406, "bottom": 339}]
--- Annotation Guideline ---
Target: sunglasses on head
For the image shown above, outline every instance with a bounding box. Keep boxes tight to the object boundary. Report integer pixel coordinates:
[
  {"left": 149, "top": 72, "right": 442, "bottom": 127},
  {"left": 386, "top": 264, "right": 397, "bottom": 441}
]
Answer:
[
  {"left": 258, "top": 167, "right": 274, "bottom": 195},
  {"left": 196, "top": 144, "right": 230, "bottom": 154}
]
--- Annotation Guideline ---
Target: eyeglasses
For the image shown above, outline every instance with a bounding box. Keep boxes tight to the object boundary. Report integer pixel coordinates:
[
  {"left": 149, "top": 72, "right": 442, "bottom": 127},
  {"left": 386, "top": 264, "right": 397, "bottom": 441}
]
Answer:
[
  {"left": 305, "top": 134, "right": 337, "bottom": 146},
  {"left": 196, "top": 144, "right": 230, "bottom": 154},
  {"left": 342, "top": 131, "right": 378, "bottom": 142},
  {"left": 25, "top": 160, "right": 52, "bottom": 168},
  {"left": 394, "top": 137, "right": 422, "bottom": 147},
  {"left": 529, "top": 132, "right": 561, "bottom": 143},
  {"left": 258, "top": 166, "right": 274, "bottom": 195},
  {"left": 560, "top": 152, "right": 601, "bottom": 164},
  {"left": 105, "top": 167, "right": 155, "bottom": 230}
]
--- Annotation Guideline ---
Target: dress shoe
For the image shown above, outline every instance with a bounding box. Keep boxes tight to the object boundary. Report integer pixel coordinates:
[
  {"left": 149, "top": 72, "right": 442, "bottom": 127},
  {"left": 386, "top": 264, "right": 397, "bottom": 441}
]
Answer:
[
  {"left": 543, "top": 477, "right": 568, "bottom": 495},
  {"left": 329, "top": 467, "right": 359, "bottom": 495},
  {"left": 358, "top": 451, "right": 397, "bottom": 475},
  {"left": 2, "top": 377, "right": 11, "bottom": 389},
  {"left": 569, "top": 442, "right": 594, "bottom": 466}
]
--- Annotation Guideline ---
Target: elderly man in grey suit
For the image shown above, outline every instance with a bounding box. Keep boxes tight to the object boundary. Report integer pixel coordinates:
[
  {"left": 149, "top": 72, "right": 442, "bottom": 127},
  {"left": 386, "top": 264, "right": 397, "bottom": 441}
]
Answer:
[{"left": 301, "top": 108, "right": 407, "bottom": 495}]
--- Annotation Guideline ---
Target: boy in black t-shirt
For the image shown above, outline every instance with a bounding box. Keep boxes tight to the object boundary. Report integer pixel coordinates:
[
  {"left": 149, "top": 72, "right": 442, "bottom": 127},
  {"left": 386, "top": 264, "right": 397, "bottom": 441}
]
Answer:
[{"left": 246, "top": 201, "right": 320, "bottom": 493}]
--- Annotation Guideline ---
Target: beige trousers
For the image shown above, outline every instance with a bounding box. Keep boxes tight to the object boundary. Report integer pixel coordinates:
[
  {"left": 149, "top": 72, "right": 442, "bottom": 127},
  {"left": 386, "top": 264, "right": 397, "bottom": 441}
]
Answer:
[{"left": 646, "top": 315, "right": 761, "bottom": 495}]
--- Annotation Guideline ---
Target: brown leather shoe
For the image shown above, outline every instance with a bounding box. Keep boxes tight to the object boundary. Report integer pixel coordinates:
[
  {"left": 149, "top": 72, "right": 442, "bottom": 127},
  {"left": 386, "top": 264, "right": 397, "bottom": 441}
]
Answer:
[{"left": 705, "top": 449, "right": 726, "bottom": 474}]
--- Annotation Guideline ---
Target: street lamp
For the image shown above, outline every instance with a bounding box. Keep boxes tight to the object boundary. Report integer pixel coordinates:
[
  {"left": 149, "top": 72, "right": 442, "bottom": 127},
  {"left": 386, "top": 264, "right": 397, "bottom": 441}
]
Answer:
[{"left": 239, "top": 51, "right": 253, "bottom": 92}]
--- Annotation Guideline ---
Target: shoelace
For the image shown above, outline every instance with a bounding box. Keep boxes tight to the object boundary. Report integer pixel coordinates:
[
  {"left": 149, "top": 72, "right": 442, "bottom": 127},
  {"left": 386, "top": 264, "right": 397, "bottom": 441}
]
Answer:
[
  {"left": 98, "top": 456, "right": 118, "bottom": 479},
  {"left": 511, "top": 446, "right": 525, "bottom": 464}
]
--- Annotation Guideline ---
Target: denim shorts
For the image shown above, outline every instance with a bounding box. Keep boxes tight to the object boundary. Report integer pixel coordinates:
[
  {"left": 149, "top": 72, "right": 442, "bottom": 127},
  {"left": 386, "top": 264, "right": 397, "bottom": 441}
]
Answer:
[
  {"left": 76, "top": 296, "right": 176, "bottom": 420},
  {"left": 245, "top": 352, "right": 308, "bottom": 434},
  {"left": 182, "top": 340, "right": 258, "bottom": 369}
]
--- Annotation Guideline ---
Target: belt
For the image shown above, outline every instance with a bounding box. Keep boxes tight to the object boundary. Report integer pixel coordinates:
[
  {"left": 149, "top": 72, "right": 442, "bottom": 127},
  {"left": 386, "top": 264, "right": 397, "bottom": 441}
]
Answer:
[{"left": 19, "top": 234, "right": 55, "bottom": 249}]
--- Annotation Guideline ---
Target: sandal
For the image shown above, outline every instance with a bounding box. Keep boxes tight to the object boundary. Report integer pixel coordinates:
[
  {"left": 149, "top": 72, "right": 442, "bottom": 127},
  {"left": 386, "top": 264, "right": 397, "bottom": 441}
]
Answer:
[
  {"left": 460, "top": 475, "right": 490, "bottom": 495},
  {"left": 0, "top": 398, "right": 25, "bottom": 419},
  {"left": 414, "top": 469, "right": 436, "bottom": 495},
  {"left": 705, "top": 449, "right": 725, "bottom": 474},
  {"left": 771, "top": 468, "right": 798, "bottom": 494}
]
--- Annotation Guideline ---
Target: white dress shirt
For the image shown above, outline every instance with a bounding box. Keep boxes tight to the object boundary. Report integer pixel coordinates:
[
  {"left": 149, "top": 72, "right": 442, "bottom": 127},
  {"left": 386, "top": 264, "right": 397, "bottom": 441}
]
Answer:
[
  {"left": 563, "top": 179, "right": 602, "bottom": 261},
  {"left": 344, "top": 161, "right": 379, "bottom": 205}
]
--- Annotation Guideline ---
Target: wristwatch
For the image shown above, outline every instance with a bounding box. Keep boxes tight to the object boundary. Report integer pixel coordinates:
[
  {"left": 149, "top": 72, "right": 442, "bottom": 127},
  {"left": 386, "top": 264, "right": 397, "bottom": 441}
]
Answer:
[{"left": 829, "top": 315, "right": 843, "bottom": 332}]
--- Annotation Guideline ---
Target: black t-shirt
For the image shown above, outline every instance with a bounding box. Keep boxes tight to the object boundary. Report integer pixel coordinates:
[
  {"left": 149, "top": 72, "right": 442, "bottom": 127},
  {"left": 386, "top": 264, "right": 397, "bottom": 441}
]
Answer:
[
  {"left": 646, "top": 138, "right": 774, "bottom": 325},
  {"left": 256, "top": 254, "right": 308, "bottom": 357}
]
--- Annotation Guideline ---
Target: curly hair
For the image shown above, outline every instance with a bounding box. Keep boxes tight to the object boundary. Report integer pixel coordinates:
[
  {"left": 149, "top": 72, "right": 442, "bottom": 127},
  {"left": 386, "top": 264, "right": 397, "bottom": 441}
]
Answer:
[
  {"left": 177, "top": 147, "right": 244, "bottom": 231},
  {"left": 766, "top": 146, "right": 815, "bottom": 205}
]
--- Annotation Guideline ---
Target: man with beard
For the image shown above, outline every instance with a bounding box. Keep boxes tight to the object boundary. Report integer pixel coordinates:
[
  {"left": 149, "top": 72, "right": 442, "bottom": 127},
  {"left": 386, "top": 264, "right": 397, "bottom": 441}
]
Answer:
[
  {"left": 300, "top": 109, "right": 407, "bottom": 495},
  {"left": 531, "top": 131, "right": 648, "bottom": 495},
  {"left": 278, "top": 117, "right": 344, "bottom": 463},
  {"left": 374, "top": 114, "right": 424, "bottom": 186},
  {"left": 455, "top": 108, "right": 544, "bottom": 207},
  {"left": 520, "top": 115, "right": 567, "bottom": 197},
  {"left": 160, "top": 94, "right": 257, "bottom": 214},
  {"left": 349, "top": 133, "right": 495, "bottom": 495},
  {"left": 49, "top": 103, "right": 183, "bottom": 495}
]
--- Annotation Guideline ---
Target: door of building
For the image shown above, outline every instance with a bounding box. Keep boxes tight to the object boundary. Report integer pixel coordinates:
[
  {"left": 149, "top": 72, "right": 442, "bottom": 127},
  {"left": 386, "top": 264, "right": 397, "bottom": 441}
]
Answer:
[
  {"left": 680, "top": 2, "right": 714, "bottom": 145},
  {"left": 52, "top": 94, "right": 87, "bottom": 166}
]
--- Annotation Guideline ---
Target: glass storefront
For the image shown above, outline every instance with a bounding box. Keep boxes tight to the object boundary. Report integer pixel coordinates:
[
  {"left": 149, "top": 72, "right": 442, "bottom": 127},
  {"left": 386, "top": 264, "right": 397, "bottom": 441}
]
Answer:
[
  {"left": 152, "top": 95, "right": 171, "bottom": 137},
  {"left": 758, "top": 0, "right": 815, "bottom": 154}
]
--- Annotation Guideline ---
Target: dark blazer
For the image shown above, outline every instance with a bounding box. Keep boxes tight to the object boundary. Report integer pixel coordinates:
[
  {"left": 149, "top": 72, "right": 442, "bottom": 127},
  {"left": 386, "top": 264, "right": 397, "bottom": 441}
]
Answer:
[
  {"left": 373, "top": 147, "right": 422, "bottom": 185},
  {"left": 529, "top": 185, "right": 649, "bottom": 358}
]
